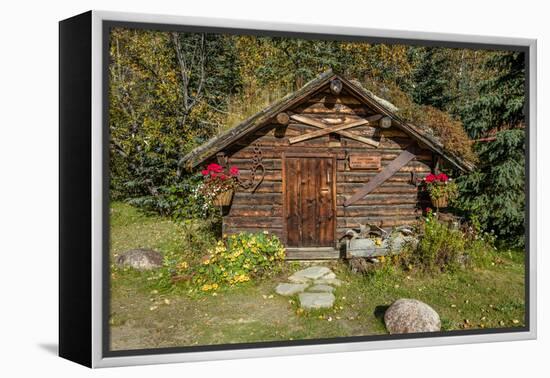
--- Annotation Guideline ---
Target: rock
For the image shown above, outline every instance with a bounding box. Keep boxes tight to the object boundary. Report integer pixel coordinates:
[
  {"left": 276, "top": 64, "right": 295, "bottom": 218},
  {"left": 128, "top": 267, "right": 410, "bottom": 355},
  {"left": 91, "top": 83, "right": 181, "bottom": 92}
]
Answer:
[
  {"left": 314, "top": 278, "right": 342, "bottom": 287},
  {"left": 288, "top": 275, "right": 311, "bottom": 284},
  {"left": 384, "top": 299, "right": 441, "bottom": 334},
  {"left": 116, "top": 249, "right": 163, "bottom": 270},
  {"left": 348, "top": 257, "right": 379, "bottom": 274},
  {"left": 386, "top": 232, "right": 420, "bottom": 253},
  {"left": 275, "top": 283, "right": 309, "bottom": 296},
  {"left": 307, "top": 284, "right": 334, "bottom": 293},
  {"left": 322, "top": 272, "right": 336, "bottom": 279},
  {"left": 289, "top": 266, "right": 332, "bottom": 281},
  {"left": 299, "top": 292, "right": 335, "bottom": 310}
]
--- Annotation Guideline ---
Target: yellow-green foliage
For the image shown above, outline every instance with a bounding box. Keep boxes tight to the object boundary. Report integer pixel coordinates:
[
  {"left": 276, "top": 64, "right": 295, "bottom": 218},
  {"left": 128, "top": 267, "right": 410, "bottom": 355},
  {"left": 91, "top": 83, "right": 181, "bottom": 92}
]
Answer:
[
  {"left": 186, "top": 232, "right": 286, "bottom": 292},
  {"left": 361, "top": 80, "right": 477, "bottom": 163}
]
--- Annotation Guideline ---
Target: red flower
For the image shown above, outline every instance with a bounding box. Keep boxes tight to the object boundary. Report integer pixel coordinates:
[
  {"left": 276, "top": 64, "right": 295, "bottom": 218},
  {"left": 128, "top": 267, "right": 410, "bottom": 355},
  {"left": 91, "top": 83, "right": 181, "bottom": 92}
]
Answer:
[
  {"left": 436, "top": 173, "right": 449, "bottom": 182},
  {"left": 201, "top": 169, "right": 209, "bottom": 176},
  {"left": 425, "top": 173, "right": 436, "bottom": 183},
  {"left": 206, "top": 163, "right": 223, "bottom": 173},
  {"left": 219, "top": 174, "right": 228, "bottom": 181},
  {"left": 425, "top": 207, "right": 432, "bottom": 213},
  {"left": 229, "top": 166, "right": 239, "bottom": 176}
]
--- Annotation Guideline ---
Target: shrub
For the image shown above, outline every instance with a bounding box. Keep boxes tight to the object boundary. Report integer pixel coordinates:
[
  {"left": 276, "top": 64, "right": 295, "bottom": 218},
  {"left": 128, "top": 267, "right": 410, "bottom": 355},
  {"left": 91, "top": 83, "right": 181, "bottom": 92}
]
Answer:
[
  {"left": 127, "top": 173, "right": 220, "bottom": 222},
  {"left": 177, "top": 232, "right": 285, "bottom": 293},
  {"left": 408, "top": 210, "right": 465, "bottom": 273}
]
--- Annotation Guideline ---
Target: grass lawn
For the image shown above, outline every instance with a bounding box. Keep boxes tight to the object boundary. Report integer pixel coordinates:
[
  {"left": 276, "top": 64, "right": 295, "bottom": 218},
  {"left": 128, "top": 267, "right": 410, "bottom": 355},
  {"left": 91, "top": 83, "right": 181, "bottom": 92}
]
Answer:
[{"left": 109, "top": 202, "right": 526, "bottom": 351}]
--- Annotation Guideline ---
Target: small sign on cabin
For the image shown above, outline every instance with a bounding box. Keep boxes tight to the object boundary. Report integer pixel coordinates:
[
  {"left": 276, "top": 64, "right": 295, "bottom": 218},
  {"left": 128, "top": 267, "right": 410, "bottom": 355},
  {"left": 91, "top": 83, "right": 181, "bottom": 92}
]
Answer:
[{"left": 349, "top": 154, "right": 381, "bottom": 170}]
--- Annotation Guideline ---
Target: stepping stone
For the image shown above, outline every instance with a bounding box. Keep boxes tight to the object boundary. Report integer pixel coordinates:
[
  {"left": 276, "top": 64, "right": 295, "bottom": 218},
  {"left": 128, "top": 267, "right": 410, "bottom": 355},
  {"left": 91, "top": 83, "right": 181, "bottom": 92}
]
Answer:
[
  {"left": 288, "top": 275, "right": 311, "bottom": 284},
  {"left": 289, "top": 266, "right": 332, "bottom": 282},
  {"left": 299, "top": 292, "right": 335, "bottom": 310},
  {"left": 314, "top": 278, "right": 342, "bottom": 287},
  {"left": 275, "top": 283, "right": 309, "bottom": 296},
  {"left": 307, "top": 284, "right": 334, "bottom": 293},
  {"left": 322, "top": 272, "right": 336, "bottom": 279}
]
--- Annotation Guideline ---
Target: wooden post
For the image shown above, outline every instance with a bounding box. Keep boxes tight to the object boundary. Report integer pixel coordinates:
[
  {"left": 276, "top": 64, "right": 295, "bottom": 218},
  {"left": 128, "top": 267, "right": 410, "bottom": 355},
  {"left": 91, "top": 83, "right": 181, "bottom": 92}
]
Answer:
[
  {"left": 330, "top": 79, "right": 343, "bottom": 95},
  {"left": 276, "top": 112, "right": 290, "bottom": 125},
  {"left": 380, "top": 116, "right": 392, "bottom": 129}
]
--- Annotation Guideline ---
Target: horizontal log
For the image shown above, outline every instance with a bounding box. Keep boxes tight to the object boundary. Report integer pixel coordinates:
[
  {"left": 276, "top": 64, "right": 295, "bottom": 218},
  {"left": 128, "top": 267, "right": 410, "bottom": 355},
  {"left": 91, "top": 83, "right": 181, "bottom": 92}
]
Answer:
[
  {"left": 228, "top": 204, "right": 283, "bottom": 217},
  {"left": 337, "top": 171, "right": 415, "bottom": 183},
  {"left": 228, "top": 145, "right": 430, "bottom": 162},
  {"left": 338, "top": 183, "right": 418, "bottom": 195},
  {"left": 254, "top": 181, "right": 283, "bottom": 193},
  {"left": 336, "top": 194, "right": 418, "bottom": 206},
  {"left": 233, "top": 192, "right": 283, "bottom": 205},
  {"left": 337, "top": 216, "right": 419, "bottom": 228},
  {"left": 286, "top": 248, "right": 340, "bottom": 260},
  {"left": 224, "top": 216, "right": 283, "bottom": 229},
  {"left": 337, "top": 205, "right": 418, "bottom": 217},
  {"left": 229, "top": 158, "right": 282, "bottom": 170},
  {"left": 238, "top": 169, "right": 281, "bottom": 182},
  {"left": 230, "top": 147, "right": 346, "bottom": 160}
]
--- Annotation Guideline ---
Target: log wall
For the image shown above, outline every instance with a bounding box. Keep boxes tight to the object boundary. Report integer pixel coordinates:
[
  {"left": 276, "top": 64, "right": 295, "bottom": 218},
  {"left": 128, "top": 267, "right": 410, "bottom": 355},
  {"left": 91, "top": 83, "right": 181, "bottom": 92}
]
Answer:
[{"left": 213, "top": 87, "right": 434, "bottom": 245}]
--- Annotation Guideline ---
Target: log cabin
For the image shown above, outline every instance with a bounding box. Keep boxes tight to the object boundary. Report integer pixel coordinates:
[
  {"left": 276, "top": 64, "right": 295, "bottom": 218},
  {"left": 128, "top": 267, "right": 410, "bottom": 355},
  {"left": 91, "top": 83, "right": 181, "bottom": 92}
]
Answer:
[{"left": 180, "top": 70, "right": 473, "bottom": 259}]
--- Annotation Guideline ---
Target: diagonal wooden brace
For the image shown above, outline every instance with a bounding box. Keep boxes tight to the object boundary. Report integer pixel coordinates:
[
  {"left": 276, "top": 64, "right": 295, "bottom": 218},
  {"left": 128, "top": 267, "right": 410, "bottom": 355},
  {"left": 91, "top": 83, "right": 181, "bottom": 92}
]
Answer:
[
  {"left": 344, "top": 145, "right": 416, "bottom": 207},
  {"left": 290, "top": 114, "right": 380, "bottom": 147}
]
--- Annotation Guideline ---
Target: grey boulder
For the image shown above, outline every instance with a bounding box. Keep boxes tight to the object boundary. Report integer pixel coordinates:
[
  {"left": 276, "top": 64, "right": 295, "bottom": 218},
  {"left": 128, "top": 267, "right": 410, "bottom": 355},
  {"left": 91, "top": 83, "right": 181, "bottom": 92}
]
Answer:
[
  {"left": 115, "top": 248, "right": 163, "bottom": 270},
  {"left": 384, "top": 299, "right": 441, "bottom": 334}
]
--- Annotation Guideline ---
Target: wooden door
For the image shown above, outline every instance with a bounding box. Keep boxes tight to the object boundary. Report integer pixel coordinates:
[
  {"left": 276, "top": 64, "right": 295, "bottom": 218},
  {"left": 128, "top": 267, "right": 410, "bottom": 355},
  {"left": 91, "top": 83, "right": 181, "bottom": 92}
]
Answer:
[{"left": 284, "top": 156, "right": 335, "bottom": 247}]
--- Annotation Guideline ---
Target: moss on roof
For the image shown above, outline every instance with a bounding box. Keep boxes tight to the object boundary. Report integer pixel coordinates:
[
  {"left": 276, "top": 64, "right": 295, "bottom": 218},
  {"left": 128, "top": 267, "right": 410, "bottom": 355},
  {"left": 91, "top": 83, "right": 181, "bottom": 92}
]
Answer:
[{"left": 356, "top": 79, "right": 477, "bottom": 164}]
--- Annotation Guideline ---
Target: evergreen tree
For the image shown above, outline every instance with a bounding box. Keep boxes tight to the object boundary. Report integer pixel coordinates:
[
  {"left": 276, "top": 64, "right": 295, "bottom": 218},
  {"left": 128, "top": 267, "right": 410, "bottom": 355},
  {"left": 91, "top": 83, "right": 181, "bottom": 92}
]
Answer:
[
  {"left": 456, "top": 52, "right": 526, "bottom": 247},
  {"left": 409, "top": 47, "right": 454, "bottom": 110}
]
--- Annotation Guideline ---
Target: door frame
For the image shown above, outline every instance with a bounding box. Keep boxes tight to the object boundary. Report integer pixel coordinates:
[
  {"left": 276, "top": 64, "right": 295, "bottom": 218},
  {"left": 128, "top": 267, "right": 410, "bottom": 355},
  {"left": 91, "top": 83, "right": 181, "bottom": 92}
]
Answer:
[{"left": 282, "top": 152, "right": 337, "bottom": 248}]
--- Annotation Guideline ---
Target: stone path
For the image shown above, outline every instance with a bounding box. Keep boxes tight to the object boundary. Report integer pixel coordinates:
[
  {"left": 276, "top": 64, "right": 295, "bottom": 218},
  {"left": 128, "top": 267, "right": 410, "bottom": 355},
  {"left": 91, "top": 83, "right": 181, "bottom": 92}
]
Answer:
[{"left": 275, "top": 266, "right": 342, "bottom": 310}]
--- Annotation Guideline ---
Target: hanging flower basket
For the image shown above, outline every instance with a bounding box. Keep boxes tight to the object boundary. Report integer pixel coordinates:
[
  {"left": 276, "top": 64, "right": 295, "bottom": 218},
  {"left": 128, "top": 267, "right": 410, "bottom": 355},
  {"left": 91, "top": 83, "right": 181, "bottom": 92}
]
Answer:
[
  {"left": 199, "top": 163, "right": 240, "bottom": 207},
  {"left": 431, "top": 194, "right": 449, "bottom": 209},
  {"left": 213, "top": 189, "right": 234, "bottom": 206},
  {"left": 421, "top": 173, "right": 458, "bottom": 210}
]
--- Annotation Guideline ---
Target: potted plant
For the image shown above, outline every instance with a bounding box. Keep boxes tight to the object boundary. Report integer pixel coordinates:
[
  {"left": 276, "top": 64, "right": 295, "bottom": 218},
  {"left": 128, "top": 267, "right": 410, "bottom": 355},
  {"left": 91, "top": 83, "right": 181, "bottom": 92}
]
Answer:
[
  {"left": 422, "top": 173, "right": 458, "bottom": 209},
  {"left": 200, "top": 163, "right": 240, "bottom": 206}
]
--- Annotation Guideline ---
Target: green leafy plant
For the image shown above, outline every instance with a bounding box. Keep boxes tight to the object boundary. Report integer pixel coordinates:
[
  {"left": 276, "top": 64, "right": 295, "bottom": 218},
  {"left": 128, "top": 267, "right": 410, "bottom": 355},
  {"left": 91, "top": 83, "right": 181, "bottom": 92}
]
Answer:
[
  {"left": 409, "top": 210, "right": 465, "bottom": 273},
  {"left": 173, "top": 232, "right": 286, "bottom": 293}
]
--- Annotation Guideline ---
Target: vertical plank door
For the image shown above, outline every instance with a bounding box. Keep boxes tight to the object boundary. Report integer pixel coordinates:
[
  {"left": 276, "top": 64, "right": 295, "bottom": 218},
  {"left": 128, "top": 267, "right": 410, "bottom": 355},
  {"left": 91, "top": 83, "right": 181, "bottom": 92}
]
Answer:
[{"left": 284, "top": 157, "right": 335, "bottom": 247}]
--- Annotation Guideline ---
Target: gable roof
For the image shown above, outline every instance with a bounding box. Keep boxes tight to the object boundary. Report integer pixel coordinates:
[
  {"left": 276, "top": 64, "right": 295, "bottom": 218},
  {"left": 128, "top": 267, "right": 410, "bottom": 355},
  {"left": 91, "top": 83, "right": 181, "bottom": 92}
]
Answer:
[{"left": 179, "top": 70, "right": 474, "bottom": 172}]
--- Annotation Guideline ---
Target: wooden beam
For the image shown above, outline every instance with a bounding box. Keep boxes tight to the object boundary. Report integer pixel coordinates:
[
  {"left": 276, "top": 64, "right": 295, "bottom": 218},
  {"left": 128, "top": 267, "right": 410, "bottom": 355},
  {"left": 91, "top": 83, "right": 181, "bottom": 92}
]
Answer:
[
  {"left": 344, "top": 145, "right": 416, "bottom": 207},
  {"left": 288, "top": 118, "right": 369, "bottom": 144},
  {"left": 290, "top": 114, "right": 380, "bottom": 147}
]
